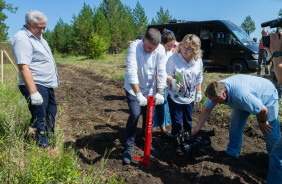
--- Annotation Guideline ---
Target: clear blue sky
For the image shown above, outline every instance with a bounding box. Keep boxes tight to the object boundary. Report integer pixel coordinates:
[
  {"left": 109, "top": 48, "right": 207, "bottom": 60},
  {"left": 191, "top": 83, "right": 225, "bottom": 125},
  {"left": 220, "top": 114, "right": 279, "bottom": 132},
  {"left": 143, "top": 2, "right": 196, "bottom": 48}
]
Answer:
[{"left": 4, "top": 0, "right": 282, "bottom": 41}]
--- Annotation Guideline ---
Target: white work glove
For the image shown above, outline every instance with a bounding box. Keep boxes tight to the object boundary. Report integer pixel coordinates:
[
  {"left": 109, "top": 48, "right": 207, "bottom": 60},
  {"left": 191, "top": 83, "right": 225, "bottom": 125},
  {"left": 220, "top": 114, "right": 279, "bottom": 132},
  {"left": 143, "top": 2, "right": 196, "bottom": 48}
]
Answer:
[
  {"left": 172, "top": 79, "right": 181, "bottom": 92},
  {"left": 195, "top": 91, "right": 202, "bottom": 104},
  {"left": 136, "top": 92, "right": 147, "bottom": 106},
  {"left": 154, "top": 93, "right": 164, "bottom": 105},
  {"left": 30, "top": 91, "right": 43, "bottom": 105}
]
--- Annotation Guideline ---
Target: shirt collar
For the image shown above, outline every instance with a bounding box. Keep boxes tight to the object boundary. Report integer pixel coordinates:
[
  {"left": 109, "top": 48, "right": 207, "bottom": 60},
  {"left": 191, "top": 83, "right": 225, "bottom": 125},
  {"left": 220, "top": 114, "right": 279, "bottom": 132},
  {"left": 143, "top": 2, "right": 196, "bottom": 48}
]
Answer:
[
  {"left": 22, "top": 25, "right": 41, "bottom": 40},
  {"left": 140, "top": 40, "right": 158, "bottom": 55},
  {"left": 177, "top": 53, "right": 195, "bottom": 65}
]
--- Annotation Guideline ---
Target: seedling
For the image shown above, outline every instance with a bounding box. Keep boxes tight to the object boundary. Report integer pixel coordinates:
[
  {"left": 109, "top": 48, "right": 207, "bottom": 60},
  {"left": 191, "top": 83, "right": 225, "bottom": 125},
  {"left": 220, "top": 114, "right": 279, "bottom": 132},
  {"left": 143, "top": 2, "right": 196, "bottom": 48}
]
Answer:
[
  {"left": 175, "top": 72, "right": 182, "bottom": 84},
  {"left": 175, "top": 72, "right": 183, "bottom": 92}
]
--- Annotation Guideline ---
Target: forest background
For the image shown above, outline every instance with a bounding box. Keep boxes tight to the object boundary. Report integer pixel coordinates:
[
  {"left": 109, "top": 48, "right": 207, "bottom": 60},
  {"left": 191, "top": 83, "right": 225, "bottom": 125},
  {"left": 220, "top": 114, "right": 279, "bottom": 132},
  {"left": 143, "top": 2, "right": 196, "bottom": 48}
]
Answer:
[{"left": 1, "top": 0, "right": 282, "bottom": 59}]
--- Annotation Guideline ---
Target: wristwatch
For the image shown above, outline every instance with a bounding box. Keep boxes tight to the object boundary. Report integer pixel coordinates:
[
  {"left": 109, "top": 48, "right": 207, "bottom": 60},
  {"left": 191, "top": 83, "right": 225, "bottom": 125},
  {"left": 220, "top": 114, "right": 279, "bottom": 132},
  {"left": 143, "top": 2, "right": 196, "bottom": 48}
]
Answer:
[{"left": 272, "top": 51, "right": 282, "bottom": 57}]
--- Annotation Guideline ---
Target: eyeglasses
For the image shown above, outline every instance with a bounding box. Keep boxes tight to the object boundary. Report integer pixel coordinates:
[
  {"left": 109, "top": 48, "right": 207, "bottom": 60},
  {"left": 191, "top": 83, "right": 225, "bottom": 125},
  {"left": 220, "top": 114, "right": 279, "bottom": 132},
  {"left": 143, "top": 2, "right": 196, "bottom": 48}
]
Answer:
[{"left": 182, "top": 46, "right": 191, "bottom": 52}]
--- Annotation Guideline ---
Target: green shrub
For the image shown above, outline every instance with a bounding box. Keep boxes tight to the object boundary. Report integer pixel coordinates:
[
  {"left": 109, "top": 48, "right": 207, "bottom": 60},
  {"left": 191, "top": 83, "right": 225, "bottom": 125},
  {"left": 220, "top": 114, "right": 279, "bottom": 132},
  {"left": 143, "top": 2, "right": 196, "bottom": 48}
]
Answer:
[{"left": 87, "top": 32, "right": 109, "bottom": 59}]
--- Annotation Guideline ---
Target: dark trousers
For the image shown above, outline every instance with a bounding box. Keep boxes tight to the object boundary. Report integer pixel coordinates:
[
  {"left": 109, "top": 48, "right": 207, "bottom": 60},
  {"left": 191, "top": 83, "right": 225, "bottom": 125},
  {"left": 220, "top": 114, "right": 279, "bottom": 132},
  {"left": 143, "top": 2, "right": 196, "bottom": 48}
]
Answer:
[
  {"left": 257, "top": 49, "right": 269, "bottom": 75},
  {"left": 19, "top": 84, "right": 57, "bottom": 147},
  {"left": 124, "top": 91, "right": 153, "bottom": 150},
  {"left": 168, "top": 95, "right": 194, "bottom": 135}
]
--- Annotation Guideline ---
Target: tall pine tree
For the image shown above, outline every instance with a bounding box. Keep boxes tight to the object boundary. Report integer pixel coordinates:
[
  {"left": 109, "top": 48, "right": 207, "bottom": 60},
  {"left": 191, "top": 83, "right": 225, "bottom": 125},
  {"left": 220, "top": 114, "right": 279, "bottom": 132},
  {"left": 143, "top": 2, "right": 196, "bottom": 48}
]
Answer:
[
  {"left": 0, "top": 0, "right": 17, "bottom": 41},
  {"left": 72, "top": 2, "right": 94, "bottom": 54},
  {"left": 93, "top": 8, "right": 111, "bottom": 45},
  {"left": 120, "top": 4, "right": 136, "bottom": 49},
  {"left": 99, "top": 0, "right": 135, "bottom": 53},
  {"left": 133, "top": 1, "right": 148, "bottom": 37},
  {"left": 52, "top": 18, "right": 73, "bottom": 53},
  {"left": 100, "top": 0, "right": 122, "bottom": 53},
  {"left": 241, "top": 15, "right": 256, "bottom": 35},
  {"left": 155, "top": 6, "right": 172, "bottom": 24}
]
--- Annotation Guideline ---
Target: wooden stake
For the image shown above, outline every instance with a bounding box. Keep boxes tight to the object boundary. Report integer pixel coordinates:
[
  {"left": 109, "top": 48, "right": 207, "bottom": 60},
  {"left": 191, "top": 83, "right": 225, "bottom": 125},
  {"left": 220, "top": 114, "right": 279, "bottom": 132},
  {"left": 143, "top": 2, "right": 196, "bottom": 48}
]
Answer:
[{"left": 1, "top": 50, "right": 3, "bottom": 84}]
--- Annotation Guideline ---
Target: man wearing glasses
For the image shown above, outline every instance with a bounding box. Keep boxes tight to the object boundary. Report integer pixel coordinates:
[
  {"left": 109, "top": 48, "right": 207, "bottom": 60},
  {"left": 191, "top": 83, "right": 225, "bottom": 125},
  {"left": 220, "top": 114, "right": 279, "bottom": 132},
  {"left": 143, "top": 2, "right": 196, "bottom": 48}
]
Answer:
[{"left": 12, "top": 10, "right": 59, "bottom": 153}]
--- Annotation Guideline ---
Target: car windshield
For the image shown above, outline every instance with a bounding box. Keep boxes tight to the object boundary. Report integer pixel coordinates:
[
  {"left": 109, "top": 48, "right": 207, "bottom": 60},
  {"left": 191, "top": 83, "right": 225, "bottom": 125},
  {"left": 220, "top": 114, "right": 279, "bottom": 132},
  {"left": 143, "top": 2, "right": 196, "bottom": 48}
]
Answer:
[{"left": 230, "top": 28, "right": 253, "bottom": 43}]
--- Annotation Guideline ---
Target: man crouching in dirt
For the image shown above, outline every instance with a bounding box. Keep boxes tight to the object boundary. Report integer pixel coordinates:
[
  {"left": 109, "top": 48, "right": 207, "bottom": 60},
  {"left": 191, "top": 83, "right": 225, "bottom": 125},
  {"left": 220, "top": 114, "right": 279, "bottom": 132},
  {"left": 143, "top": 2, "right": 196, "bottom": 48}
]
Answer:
[
  {"left": 192, "top": 74, "right": 281, "bottom": 161},
  {"left": 123, "top": 28, "right": 166, "bottom": 164},
  {"left": 12, "top": 11, "right": 60, "bottom": 153}
]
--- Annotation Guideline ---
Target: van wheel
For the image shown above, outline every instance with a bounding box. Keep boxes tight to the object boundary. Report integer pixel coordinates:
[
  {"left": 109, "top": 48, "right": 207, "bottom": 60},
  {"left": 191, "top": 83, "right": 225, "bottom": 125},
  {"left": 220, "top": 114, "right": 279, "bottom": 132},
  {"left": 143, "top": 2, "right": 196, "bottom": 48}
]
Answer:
[{"left": 231, "top": 60, "right": 247, "bottom": 73}]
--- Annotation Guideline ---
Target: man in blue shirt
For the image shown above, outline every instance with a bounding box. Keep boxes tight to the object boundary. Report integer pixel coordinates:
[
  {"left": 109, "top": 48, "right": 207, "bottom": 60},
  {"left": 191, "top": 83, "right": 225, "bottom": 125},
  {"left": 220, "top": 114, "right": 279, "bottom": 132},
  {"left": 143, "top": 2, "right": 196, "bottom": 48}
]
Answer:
[
  {"left": 193, "top": 74, "right": 280, "bottom": 160},
  {"left": 12, "top": 10, "right": 59, "bottom": 153}
]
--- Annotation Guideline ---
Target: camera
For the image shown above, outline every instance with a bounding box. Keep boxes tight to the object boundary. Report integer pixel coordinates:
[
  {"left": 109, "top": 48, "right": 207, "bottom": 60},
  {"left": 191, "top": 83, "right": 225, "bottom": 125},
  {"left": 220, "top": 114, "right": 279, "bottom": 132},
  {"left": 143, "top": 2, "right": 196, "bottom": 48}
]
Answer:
[
  {"left": 176, "top": 130, "right": 215, "bottom": 159},
  {"left": 261, "top": 18, "right": 282, "bottom": 47}
]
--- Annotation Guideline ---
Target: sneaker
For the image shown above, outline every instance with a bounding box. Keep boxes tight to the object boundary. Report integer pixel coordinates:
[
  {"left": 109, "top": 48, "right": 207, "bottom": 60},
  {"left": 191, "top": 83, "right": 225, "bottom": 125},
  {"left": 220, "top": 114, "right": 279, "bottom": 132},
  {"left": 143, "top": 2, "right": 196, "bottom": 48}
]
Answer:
[
  {"left": 123, "top": 149, "right": 132, "bottom": 165},
  {"left": 220, "top": 152, "right": 238, "bottom": 160},
  {"left": 150, "top": 147, "right": 160, "bottom": 158},
  {"left": 161, "top": 131, "right": 174, "bottom": 140}
]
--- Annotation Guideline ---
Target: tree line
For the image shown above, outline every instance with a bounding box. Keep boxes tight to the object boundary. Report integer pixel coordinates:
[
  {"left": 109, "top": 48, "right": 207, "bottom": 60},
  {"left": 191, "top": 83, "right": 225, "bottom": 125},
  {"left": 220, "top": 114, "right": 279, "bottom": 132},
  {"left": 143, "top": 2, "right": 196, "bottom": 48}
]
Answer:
[
  {"left": 42, "top": 0, "right": 173, "bottom": 58},
  {"left": 0, "top": 0, "right": 281, "bottom": 59}
]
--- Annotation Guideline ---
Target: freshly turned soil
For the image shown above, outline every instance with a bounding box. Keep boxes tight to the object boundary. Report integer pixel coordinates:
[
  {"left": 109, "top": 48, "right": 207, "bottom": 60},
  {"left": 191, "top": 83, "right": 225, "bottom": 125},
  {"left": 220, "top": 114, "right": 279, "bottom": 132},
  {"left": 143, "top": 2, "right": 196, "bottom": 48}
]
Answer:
[{"left": 55, "top": 63, "right": 272, "bottom": 184}]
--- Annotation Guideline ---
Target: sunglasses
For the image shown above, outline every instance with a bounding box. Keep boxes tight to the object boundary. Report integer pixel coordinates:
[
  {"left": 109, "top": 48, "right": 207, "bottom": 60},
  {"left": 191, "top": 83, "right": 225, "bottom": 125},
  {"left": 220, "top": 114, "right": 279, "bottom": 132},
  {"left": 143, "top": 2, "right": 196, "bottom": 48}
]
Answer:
[{"left": 182, "top": 46, "right": 191, "bottom": 52}]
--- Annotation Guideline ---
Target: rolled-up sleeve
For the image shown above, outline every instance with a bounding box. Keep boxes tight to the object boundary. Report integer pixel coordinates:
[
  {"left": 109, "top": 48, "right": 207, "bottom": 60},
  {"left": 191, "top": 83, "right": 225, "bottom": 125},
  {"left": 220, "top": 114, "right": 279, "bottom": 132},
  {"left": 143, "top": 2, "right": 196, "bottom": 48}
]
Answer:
[
  {"left": 125, "top": 42, "right": 139, "bottom": 84},
  {"left": 157, "top": 49, "right": 167, "bottom": 89}
]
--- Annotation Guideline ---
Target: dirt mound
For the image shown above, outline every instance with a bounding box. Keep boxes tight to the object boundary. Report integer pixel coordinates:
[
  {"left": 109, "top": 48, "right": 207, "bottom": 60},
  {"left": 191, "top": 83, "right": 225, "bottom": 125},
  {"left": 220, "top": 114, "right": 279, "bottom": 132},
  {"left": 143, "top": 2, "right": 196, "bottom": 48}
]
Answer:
[{"left": 55, "top": 63, "right": 271, "bottom": 184}]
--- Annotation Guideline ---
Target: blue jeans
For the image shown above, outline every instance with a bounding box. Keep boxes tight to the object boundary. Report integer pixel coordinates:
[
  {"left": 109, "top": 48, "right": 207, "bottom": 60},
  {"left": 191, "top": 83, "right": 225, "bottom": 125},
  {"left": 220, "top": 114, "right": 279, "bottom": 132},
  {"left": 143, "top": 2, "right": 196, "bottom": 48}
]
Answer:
[
  {"left": 19, "top": 84, "right": 57, "bottom": 147},
  {"left": 153, "top": 89, "right": 172, "bottom": 127},
  {"left": 226, "top": 100, "right": 280, "bottom": 157},
  {"left": 167, "top": 95, "right": 194, "bottom": 135},
  {"left": 124, "top": 91, "right": 153, "bottom": 150},
  {"left": 266, "top": 137, "right": 282, "bottom": 184}
]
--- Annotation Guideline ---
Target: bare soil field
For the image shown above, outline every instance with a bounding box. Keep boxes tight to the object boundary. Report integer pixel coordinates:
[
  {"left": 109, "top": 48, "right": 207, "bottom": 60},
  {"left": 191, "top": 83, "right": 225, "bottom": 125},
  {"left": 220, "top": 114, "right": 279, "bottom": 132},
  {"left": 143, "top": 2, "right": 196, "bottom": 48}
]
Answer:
[{"left": 55, "top": 63, "right": 275, "bottom": 184}]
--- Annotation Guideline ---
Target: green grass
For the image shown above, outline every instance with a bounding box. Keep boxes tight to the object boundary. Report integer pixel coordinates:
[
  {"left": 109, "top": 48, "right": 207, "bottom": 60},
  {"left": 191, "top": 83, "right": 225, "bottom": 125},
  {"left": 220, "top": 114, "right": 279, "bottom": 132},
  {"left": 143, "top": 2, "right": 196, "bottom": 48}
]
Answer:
[
  {"left": 0, "top": 64, "right": 124, "bottom": 183},
  {"left": 54, "top": 53, "right": 127, "bottom": 80}
]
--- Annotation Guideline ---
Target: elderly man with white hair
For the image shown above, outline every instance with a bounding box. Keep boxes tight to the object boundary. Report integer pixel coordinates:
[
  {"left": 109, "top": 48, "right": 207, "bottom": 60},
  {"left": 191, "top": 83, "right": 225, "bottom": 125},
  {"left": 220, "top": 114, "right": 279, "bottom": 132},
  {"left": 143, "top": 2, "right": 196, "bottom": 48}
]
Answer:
[{"left": 12, "top": 10, "right": 60, "bottom": 153}]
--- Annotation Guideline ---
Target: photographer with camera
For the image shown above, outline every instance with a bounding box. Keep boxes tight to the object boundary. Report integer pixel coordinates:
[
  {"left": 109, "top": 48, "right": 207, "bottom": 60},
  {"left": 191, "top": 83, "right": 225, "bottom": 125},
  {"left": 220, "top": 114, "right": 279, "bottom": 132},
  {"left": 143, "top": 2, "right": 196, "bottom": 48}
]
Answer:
[
  {"left": 192, "top": 75, "right": 281, "bottom": 161},
  {"left": 265, "top": 31, "right": 282, "bottom": 184}
]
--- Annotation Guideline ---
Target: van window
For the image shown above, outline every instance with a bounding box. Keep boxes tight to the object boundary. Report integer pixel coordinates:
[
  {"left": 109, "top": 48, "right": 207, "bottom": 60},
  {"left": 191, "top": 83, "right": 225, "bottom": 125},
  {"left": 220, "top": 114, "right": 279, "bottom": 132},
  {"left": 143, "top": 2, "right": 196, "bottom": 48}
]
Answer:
[
  {"left": 230, "top": 28, "right": 253, "bottom": 44},
  {"left": 216, "top": 31, "right": 233, "bottom": 44}
]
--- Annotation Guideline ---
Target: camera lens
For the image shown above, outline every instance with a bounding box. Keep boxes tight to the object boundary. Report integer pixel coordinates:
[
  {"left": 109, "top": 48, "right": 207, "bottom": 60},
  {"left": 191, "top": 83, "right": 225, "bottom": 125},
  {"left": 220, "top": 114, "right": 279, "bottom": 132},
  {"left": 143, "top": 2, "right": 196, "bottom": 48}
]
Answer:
[{"left": 262, "top": 35, "right": 270, "bottom": 47}]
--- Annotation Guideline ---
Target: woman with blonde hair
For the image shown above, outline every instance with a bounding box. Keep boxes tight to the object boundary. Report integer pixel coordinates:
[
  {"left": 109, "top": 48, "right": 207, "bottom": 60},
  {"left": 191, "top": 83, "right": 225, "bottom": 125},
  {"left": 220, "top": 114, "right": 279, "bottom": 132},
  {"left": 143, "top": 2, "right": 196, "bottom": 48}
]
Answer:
[{"left": 166, "top": 34, "right": 203, "bottom": 155}]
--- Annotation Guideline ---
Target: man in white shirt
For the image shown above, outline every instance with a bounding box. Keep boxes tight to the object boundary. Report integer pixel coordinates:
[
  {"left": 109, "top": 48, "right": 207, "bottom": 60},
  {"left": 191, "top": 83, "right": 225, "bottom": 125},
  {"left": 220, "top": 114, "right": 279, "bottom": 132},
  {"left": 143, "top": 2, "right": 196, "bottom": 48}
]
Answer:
[{"left": 123, "top": 28, "right": 166, "bottom": 164}]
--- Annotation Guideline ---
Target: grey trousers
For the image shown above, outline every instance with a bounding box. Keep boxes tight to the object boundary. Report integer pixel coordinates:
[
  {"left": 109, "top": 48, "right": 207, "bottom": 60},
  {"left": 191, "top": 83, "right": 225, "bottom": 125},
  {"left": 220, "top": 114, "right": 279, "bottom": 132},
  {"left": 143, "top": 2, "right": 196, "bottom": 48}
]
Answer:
[{"left": 257, "top": 49, "right": 269, "bottom": 75}]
